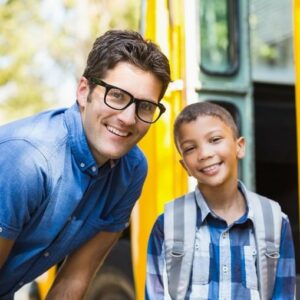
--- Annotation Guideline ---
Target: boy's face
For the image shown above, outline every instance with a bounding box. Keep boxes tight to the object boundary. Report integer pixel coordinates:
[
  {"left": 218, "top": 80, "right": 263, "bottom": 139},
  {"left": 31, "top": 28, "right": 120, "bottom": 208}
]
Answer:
[
  {"left": 77, "top": 62, "right": 162, "bottom": 166},
  {"left": 177, "top": 115, "right": 245, "bottom": 190}
]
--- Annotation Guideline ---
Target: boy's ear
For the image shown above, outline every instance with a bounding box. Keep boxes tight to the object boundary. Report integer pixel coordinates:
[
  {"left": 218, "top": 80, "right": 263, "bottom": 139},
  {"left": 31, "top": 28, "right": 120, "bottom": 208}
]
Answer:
[
  {"left": 236, "top": 136, "right": 246, "bottom": 159},
  {"left": 179, "top": 159, "right": 191, "bottom": 176},
  {"left": 76, "top": 77, "right": 90, "bottom": 108}
]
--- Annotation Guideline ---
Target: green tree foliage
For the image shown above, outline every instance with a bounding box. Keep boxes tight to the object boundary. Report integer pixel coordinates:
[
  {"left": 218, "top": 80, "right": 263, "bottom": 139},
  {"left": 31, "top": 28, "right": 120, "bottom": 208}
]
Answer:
[
  {"left": 0, "top": 0, "right": 139, "bottom": 124},
  {"left": 0, "top": 0, "right": 53, "bottom": 122}
]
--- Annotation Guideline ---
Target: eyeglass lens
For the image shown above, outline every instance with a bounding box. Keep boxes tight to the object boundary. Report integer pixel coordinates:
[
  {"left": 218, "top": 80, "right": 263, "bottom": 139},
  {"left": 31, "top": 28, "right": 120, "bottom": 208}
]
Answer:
[{"left": 105, "top": 87, "right": 161, "bottom": 123}]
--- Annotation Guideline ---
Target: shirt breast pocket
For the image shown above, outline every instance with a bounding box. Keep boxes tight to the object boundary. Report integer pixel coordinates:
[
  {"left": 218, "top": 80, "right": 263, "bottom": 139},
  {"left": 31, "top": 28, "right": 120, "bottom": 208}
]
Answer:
[
  {"left": 192, "top": 243, "right": 211, "bottom": 284},
  {"left": 242, "top": 245, "right": 258, "bottom": 290}
]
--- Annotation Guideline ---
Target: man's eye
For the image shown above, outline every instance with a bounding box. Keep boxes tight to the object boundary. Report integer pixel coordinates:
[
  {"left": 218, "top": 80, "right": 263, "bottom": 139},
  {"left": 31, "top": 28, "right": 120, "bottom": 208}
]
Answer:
[
  {"left": 139, "top": 101, "right": 156, "bottom": 113},
  {"left": 109, "top": 89, "right": 125, "bottom": 100}
]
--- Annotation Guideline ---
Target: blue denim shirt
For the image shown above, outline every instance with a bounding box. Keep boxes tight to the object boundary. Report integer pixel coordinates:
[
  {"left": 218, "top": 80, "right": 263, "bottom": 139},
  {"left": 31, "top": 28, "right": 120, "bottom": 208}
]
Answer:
[{"left": 0, "top": 103, "right": 147, "bottom": 297}]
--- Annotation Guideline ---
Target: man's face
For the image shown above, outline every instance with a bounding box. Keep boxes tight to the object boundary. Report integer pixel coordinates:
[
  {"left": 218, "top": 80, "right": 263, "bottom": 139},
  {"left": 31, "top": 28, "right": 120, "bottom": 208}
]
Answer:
[{"left": 77, "top": 62, "right": 162, "bottom": 166}]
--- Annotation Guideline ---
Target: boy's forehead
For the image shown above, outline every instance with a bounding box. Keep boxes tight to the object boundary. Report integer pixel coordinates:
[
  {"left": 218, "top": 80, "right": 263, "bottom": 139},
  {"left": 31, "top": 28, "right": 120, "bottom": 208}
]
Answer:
[
  {"left": 177, "top": 115, "right": 235, "bottom": 137},
  {"left": 181, "top": 115, "right": 228, "bottom": 129}
]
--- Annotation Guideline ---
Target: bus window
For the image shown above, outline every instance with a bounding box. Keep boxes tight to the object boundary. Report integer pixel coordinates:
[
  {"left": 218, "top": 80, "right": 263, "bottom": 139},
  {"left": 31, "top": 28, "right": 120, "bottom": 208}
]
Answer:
[
  {"left": 200, "top": 0, "right": 239, "bottom": 75},
  {"left": 250, "top": 0, "right": 294, "bottom": 84}
]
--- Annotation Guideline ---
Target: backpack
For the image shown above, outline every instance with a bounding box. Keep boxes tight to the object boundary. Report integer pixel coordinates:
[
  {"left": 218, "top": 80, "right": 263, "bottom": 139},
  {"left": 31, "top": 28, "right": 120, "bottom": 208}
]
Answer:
[{"left": 164, "top": 186, "right": 282, "bottom": 300}]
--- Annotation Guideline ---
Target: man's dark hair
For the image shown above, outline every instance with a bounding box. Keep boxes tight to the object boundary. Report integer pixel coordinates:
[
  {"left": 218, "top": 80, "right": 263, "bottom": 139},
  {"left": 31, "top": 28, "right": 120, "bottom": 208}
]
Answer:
[
  {"left": 174, "top": 101, "right": 239, "bottom": 150},
  {"left": 83, "top": 30, "right": 171, "bottom": 100}
]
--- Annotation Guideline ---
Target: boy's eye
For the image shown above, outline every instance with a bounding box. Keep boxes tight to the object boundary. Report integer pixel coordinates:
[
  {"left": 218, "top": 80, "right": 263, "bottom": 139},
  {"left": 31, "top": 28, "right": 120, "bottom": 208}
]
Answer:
[
  {"left": 182, "top": 146, "right": 195, "bottom": 154},
  {"left": 210, "top": 136, "right": 222, "bottom": 143}
]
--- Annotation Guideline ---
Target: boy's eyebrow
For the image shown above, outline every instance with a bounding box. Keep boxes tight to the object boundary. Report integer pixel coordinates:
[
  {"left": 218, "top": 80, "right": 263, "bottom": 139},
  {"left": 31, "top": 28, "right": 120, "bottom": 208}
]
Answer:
[{"left": 178, "top": 137, "right": 196, "bottom": 145}]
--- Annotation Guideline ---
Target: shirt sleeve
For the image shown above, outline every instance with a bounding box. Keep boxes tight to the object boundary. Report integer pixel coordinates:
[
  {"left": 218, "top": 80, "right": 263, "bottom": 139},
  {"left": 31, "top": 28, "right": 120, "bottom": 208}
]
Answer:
[
  {"left": 272, "top": 215, "right": 296, "bottom": 299},
  {"left": 145, "top": 214, "right": 168, "bottom": 300},
  {"left": 0, "top": 140, "right": 48, "bottom": 239}
]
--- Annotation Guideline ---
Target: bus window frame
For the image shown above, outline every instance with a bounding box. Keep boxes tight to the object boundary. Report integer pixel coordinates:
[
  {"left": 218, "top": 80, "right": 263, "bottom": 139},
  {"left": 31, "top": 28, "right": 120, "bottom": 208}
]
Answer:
[{"left": 199, "top": 0, "right": 240, "bottom": 76}]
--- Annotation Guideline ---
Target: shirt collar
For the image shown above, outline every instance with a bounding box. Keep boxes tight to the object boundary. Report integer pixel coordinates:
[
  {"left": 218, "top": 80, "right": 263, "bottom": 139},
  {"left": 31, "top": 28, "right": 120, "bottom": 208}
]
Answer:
[
  {"left": 194, "top": 187, "right": 211, "bottom": 224},
  {"left": 237, "top": 180, "right": 254, "bottom": 223},
  {"left": 194, "top": 180, "right": 252, "bottom": 226},
  {"left": 64, "top": 103, "right": 118, "bottom": 176}
]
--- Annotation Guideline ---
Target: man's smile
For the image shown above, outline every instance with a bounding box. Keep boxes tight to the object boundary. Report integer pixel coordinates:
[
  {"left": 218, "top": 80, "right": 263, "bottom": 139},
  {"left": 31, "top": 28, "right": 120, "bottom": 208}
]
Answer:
[{"left": 106, "top": 125, "right": 130, "bottom": 137}]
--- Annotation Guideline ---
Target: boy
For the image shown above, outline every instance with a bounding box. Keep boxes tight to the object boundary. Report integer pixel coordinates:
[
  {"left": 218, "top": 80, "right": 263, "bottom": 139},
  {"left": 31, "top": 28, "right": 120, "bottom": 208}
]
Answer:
[
  {"left": 0, "top": 30, "right": 170, "bottom": 299},
  {"left": 146, "top": 102, "right": 295, "bottom": 299}
]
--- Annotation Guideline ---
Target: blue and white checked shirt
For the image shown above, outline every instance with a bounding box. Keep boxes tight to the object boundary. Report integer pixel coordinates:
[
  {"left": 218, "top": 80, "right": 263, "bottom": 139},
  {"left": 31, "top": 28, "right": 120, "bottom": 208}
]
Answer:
[{"left": 146, "top": 185, "right": 295, "bottom": 300}]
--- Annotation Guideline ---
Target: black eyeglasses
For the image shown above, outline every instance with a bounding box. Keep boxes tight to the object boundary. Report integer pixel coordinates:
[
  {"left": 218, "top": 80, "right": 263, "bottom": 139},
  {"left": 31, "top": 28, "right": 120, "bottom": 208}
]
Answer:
[{"left": 90, "top": 77, "right": 166, "bottom": 124}]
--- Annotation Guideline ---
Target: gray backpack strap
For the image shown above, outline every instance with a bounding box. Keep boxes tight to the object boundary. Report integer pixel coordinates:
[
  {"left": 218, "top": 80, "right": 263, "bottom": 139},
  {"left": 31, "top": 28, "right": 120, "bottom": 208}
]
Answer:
[
  {"left": 164, "top": 192, "right": 197, "bottom": 300},
  {"left": 247, "top": 191, "right": 282, "bottom": 300}
]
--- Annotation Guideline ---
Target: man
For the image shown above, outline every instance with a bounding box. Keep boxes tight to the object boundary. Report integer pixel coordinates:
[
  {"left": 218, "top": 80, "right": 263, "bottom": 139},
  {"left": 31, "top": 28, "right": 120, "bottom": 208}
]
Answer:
[{"left": 0, "top": 30, "right": 170, "bottom": 299}]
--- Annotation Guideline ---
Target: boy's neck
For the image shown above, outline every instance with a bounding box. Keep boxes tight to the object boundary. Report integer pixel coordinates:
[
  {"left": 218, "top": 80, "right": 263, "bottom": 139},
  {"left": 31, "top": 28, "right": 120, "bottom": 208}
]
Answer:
[{"left": 199, "top": 181, "right": 246, "bottom": 226}]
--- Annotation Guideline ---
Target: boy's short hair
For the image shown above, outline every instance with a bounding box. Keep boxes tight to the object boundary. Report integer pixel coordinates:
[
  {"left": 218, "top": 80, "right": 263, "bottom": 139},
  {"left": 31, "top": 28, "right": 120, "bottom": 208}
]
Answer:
[
  {"left": 174, "top": 102, "right": 239, "bottom": 149},
  {"left": 83, "top": 30, "right": 171, "bottom": 100}
]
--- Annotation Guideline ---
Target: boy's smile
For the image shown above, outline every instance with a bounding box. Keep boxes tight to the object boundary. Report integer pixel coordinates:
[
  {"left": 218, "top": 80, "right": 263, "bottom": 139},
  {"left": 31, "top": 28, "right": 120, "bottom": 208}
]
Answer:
[{"left": 178, "top": 115, "right": 245, "bottom": 190}]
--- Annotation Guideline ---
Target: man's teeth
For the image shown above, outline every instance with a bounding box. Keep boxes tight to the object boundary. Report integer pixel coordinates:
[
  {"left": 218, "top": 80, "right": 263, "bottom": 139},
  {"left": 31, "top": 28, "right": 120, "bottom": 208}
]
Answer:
[{"left": 107, "top": 126, "right": 129, "bottom": 137}]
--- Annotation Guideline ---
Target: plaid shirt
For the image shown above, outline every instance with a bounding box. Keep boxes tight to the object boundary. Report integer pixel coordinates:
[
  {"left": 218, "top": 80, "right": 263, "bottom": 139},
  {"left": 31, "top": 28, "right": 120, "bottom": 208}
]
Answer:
[{"left": 146, "top": 186, "right": 295, "bottom": 300}]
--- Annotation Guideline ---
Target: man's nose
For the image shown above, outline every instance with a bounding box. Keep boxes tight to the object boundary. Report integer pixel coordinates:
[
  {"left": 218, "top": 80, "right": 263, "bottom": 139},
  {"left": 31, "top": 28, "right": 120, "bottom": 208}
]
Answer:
[{"left": 117, "top": 103, "right": 137, "bottom": 125}]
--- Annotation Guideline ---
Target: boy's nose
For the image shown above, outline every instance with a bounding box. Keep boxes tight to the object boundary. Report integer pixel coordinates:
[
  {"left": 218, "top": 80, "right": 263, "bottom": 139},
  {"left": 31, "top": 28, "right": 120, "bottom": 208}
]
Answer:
[
  {"left": 197, "top": 145, "right": 213, "bottom": 160},
  {"left": 117, "top": 103, "right": 137, "bottom": 126}
]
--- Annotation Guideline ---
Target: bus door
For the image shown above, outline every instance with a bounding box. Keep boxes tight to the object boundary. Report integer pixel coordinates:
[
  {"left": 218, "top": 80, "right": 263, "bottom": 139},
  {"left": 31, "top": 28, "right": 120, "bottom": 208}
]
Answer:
[{"left": 185, "top": 0, "right": 254, "bottom": 189}]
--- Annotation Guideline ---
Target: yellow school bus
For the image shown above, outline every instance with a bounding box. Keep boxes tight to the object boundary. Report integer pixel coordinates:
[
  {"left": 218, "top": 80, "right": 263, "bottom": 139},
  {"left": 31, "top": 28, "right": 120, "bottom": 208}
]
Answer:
[{"left": 31, "top": 0, "right": 299, "bottom": 299}]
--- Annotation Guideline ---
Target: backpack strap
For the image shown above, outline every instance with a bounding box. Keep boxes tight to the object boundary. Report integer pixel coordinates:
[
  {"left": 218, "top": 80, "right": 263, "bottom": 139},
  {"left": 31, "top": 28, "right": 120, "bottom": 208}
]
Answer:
[
  {"left": 164, "top": 192, "right": 197, "bottom": 300},
  {"left": 247, "top": 191, "right": 282, "bottom": 300}
]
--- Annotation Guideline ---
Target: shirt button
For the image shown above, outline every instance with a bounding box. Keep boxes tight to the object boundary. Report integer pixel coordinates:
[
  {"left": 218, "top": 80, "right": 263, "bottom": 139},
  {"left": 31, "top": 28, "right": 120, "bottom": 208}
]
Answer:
[
  {"left": 222, "top": 232, "right": 227, "bottom": 239},
  {"left": 223, "top": 265, "right": 228, "bottom": 273},
  {"left": 44, "top": 252, "right": 50, "bottom": 257},
  {"left": 0, "top": 227, "right": 2, "bottom": 233},
  {"left": 80, "top": 162, "right": 85, "bottom": 168},
  {"left": 91, "top": 166, "right": 97, "bottom": 172}
]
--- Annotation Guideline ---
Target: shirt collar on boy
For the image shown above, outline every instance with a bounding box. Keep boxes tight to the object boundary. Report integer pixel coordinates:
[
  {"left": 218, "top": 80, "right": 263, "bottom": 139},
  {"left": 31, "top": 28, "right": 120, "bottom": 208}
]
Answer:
[{"left": 194, "top": 180, "right": 253, "bottom": 228}]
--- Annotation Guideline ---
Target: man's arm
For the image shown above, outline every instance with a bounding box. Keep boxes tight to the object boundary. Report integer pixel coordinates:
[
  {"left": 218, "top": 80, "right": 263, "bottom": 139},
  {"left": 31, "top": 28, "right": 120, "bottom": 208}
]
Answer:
[
  {"left": 0, "top": 237, "right": 15, "bottom": 269},
  {"left": 45, "top": 230, "right": 122, "bottom": 300},
  {"left": 272, "top": 216, "right": 296, "bottom": 299}
]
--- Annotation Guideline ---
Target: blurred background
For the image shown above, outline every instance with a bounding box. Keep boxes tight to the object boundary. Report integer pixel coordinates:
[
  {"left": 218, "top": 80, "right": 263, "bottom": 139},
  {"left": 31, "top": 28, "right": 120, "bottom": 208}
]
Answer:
[{"left": 0, "top": 0, "right": 139, "bottom": 124}]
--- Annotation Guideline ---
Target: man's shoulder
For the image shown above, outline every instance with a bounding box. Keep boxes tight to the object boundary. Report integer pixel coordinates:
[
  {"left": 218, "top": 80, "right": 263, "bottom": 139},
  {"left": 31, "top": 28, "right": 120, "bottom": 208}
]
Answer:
[
  {"left": 0, "top": 107, "right": 68, "bottom": 154},
  {"left": 123, "top": 145, "right": 148, "bottom": 168},
  {"left": 0, "top": 107, "right": 67, "bottom": 138}
]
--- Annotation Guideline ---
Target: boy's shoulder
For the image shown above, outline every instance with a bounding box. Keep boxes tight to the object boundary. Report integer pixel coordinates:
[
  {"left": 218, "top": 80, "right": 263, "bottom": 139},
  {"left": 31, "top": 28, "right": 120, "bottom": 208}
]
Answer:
[
  {"left": 165, "top": 190, "right": 197, "bottom": 206},
  {"left": 244, "top": 188, "right": 287, "bottom": 219}
]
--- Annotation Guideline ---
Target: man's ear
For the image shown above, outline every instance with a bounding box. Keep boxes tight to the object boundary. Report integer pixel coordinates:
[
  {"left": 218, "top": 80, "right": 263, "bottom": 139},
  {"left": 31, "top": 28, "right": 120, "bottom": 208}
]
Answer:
[
  {"left": 179, "top": 159, "right": 191, "bottom": 176},
  {"left": 236, "top": 136, "right": 246, "bottom": 159},
  {"left": 76, "top": 77, "right": 90, "bottom": 108}
]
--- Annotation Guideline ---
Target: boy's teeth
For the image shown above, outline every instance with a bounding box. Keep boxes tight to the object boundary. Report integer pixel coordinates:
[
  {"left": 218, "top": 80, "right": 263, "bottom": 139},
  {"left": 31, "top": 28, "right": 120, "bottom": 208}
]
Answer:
[{"left": 202, "top": 164, "right": 218, "bottom": 172}]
